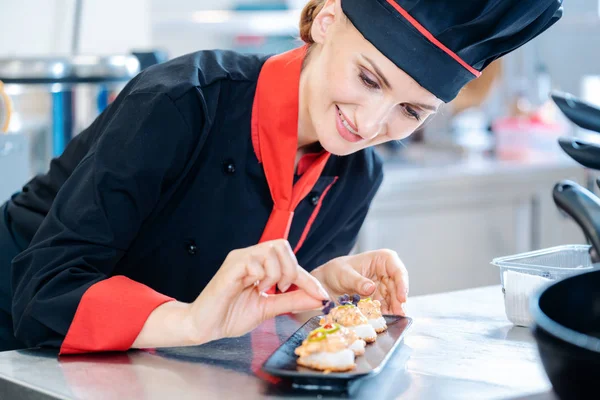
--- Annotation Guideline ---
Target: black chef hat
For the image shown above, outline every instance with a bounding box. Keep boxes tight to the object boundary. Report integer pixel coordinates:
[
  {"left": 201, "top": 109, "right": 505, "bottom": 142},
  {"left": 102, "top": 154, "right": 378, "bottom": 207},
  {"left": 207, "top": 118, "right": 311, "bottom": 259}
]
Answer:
[{"left": 341, "top": 0, "right": 563, "bottom": 102}]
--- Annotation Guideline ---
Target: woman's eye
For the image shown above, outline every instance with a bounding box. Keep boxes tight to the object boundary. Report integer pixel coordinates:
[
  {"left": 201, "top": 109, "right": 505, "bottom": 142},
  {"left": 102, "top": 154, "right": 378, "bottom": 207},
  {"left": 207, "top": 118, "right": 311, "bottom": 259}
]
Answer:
[
  {"left": 359, "top": 71, "right": 380, "bottom": 90},
  {"left": 401, "top": 104, "right": 421, "bottom": 121}
]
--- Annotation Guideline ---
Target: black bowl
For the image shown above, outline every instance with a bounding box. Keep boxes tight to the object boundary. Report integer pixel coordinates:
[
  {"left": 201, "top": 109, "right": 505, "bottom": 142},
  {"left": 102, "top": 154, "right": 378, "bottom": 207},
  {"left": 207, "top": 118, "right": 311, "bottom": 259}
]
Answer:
[{"left": 530, "top": 269, "right": 600, "bottom": 400}]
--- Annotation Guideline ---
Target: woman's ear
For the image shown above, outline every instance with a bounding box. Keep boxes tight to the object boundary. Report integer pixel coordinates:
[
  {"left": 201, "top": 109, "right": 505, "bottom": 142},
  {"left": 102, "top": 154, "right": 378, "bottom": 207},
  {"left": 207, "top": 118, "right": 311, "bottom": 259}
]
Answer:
[{"left": 310, "top": 0, "right": 337, "bottom": 45}]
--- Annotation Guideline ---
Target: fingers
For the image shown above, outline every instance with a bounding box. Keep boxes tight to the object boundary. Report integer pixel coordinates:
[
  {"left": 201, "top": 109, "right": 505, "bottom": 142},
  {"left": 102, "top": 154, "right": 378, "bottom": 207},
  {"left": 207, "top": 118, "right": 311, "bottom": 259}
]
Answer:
[
  {"left": 392, "top": 267, "right": 409, "bottom": 304},
  {"left": 376, "top": 250, "right": 408, "bottom": 315},
  {"left": 256, "top": 253, "right": 282, "bottom": 294},
  {"left": 241, "top": 260, "right": 266, "bottom": 288},
  {"left": 266, "top": 239, "right": 328, "bottom": 301},
  {"left": 272, "top": 240, "right": 298, "bottom": 293},
  {"left": 236, "top": 240, "right": 291, "bottom": 292},
  {"left": 263, "top": 290, "right": 325, "bottom": 319},
  {"left": 370, "top": 250, "right": 408, "bottom": 302},
  {"left": 383, "top": 250, "right": 409, "bottom": 303},
  {"left": 237, "top": 240, "right": 328, "bottom": 301},
  {"left": 316, "top": 259, "right": 374, "bottom": 296},
  {"left": 368, "top": 278, "right": 404, "bottom": 316},
  {"left": 340, "top": 265, "right": 376, "bottom": 296},
  {"left": 292, "top": 267, "right": 330, "bottom": 301},
  {"left": 340, "top": 249, "right": 408, "bottom": 316},
  {"left": 375, "top": 277, "right": 391, "bottom": 313},
  {"left": 384, "top": 276, "right": 405, "bottom": 316}
]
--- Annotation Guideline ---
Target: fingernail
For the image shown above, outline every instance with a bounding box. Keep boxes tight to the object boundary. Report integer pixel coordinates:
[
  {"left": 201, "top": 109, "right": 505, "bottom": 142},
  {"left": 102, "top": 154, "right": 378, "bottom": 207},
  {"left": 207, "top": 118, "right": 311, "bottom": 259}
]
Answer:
[
  {"left": 318, "top": 286, "right": 330, "bottom": 299},
  {"left": 362, "top": 282, "right": 375, "bottom": 294},
  {"left": 280, "top": 283, "right": 291, "bottom": 293}
]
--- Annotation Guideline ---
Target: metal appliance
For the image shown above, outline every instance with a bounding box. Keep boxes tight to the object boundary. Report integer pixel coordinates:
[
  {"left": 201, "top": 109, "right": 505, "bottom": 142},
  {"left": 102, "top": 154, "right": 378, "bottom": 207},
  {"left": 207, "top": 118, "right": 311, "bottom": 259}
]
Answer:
[{"left": 0, "top": 55, "right": 140, "bottom": 177}]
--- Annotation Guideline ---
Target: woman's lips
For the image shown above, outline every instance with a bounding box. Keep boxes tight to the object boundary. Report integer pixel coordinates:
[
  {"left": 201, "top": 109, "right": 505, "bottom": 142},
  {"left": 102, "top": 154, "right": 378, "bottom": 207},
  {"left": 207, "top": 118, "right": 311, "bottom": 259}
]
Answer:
[
  {"left": 337, "top": 105, "right": 358, "bottom": 131},
  {"left": 335, "top": 106, "right": 363, "bottom": 143}
]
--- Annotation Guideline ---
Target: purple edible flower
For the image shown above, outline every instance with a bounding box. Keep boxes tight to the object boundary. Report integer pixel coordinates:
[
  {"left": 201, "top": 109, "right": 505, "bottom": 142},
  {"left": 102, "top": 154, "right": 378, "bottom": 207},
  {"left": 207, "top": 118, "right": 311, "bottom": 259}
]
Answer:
[
  {"left": 322, "top": 300, "right": 335, "bottom": 315},
  {"left": 338, "top": 294, "right": 350, "bottom": 303}
]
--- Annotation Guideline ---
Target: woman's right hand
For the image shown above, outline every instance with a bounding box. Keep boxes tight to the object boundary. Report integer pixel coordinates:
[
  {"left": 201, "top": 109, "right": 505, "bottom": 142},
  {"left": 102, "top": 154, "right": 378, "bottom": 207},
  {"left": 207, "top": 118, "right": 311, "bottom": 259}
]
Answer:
[{"left": 188, "top": 239, "right": 330, "bottom": 343}]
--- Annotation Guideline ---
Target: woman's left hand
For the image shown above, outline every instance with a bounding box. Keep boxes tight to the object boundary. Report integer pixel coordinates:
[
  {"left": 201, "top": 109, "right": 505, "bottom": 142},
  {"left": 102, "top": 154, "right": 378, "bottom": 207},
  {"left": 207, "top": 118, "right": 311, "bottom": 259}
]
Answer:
[{"left": 310, "top": 249, "right": 409, "bottom": 315}]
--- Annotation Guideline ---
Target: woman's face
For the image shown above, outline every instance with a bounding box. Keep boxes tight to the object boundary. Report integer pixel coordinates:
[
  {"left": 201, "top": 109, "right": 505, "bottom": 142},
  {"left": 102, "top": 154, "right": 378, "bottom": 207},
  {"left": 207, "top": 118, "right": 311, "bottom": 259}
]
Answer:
[{"left": 301, "top": 0, "right": 443, "bottom": 156}]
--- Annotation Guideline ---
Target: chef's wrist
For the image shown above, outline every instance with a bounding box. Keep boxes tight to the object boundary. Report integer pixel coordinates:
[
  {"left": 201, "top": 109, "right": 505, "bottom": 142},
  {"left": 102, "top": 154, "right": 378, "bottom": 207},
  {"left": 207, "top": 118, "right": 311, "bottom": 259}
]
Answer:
[
  {"left": 132, "top": 300, "right": 213, "bottom": 349},
  {"left": 187, "top": 286, "right": 225, "bottom": 344},
  {"left": 183, "top": 302, "right": 211, "bottom": 345}
]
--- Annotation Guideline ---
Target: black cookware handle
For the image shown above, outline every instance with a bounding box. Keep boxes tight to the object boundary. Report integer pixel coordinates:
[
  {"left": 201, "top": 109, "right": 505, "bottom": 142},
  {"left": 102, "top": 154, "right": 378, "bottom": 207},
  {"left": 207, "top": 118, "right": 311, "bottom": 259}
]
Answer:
[
  {"left": 553, "top": 180, "right": 600, "bottom": 261},
  {"left": 551, "top": 91, "right": 600, "bottom": 134},
  {"left": 558, "top": 137, "right": 600, "bottom": 170}
]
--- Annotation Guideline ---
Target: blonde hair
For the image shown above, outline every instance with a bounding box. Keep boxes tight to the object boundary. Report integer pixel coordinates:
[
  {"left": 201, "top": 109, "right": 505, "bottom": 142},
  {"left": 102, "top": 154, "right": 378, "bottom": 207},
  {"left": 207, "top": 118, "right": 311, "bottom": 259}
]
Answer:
[{"left": 299, "top": 0, "right": 326, "bottom": 44}]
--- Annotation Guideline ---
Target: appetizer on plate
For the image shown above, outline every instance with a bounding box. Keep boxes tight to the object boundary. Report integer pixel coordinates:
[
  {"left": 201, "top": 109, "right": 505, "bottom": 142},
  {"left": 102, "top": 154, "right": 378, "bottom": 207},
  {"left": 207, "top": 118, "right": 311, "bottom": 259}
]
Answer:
[
  {"left": 357, "top": 297, "right": 388, "bottom": 333},
  {"left": 320, "top": 295, "right": 377, "bottom": 343},
  {"left": 337, "top": 323, "right": 367, "bottom": 356},
  {"left": 294, "top": 323, "right": 364, "bottom": 372}
]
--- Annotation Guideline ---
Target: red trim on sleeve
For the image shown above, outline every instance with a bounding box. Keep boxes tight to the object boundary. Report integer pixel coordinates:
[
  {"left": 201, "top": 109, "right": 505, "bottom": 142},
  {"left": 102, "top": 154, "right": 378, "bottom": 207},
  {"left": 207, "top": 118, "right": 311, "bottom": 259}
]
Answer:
[
  {"left": 59, "top": 276, "right": 175, "bottom": 355},
  {"left": 294, "top": 177, "right": 338, "bottom": 254},
  {"left": 385, "top": 0, "right": 481, "bottom": 77}
]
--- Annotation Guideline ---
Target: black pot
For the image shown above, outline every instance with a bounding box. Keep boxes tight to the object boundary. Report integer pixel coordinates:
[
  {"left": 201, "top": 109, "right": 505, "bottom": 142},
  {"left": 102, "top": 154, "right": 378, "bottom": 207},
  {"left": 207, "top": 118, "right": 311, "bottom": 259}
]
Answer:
[{"left": 530, "top": 269, "right": 600, "bottom": 400}]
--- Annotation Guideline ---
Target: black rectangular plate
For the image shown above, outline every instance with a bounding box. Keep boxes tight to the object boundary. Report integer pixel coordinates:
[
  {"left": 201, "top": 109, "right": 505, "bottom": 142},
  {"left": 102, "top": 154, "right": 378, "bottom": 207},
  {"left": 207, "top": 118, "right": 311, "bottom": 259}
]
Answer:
[{"left": 262, "top": 315, "right": 413, "bottom": 390}]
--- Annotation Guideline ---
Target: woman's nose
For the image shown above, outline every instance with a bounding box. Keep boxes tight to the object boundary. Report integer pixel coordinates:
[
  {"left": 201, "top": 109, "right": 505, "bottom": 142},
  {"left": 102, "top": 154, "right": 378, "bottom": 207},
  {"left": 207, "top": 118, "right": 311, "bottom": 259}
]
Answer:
[{"left": 357, "top": 103, "right": 393, "bottom": 140}]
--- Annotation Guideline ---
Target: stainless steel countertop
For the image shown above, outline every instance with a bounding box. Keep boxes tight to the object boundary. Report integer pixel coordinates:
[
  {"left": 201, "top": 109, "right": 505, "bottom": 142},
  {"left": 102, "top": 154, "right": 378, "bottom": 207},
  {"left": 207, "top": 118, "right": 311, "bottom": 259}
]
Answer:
[{"left": 0, "top": 286, "right": 558, "bottom": 400}]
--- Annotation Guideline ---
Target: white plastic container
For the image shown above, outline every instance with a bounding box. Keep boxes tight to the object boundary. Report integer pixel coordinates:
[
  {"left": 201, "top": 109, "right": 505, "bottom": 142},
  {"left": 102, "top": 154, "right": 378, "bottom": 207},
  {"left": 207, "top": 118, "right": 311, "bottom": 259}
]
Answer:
[{"left": 491, "top": 245, "right": 596, "bottom": 327}]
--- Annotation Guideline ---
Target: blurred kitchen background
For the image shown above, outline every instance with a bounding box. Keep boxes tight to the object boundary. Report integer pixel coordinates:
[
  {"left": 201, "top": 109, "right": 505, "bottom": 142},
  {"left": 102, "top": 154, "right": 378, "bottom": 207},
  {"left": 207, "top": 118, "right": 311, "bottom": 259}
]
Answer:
[{"left": 1, "top": 0, "right": 600, "bottom": 296}]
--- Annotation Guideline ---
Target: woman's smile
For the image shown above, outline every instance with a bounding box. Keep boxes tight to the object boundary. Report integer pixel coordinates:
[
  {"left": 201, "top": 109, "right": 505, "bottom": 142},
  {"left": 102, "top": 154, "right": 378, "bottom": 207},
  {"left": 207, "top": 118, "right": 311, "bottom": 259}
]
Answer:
[{"left": 335, "top": 105, "right": 364, "bottom": 143}]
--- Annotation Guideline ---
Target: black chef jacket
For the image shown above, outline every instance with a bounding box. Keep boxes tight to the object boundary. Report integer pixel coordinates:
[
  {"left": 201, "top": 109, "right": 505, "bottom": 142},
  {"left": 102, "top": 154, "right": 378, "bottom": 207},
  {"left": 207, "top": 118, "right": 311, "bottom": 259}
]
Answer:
[{"left": 6, "top": 49, "right": 384, "bottom": 353}]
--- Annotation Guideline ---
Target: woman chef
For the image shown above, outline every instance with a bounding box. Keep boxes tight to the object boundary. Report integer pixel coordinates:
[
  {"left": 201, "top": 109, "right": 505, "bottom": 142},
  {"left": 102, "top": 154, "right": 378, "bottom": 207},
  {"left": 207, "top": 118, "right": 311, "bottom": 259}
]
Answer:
[{"left": 0, "top": 0, "right": 562, "bottom": 353}]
